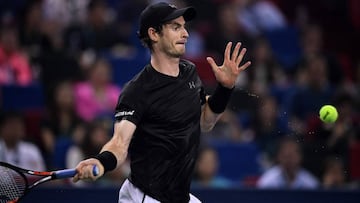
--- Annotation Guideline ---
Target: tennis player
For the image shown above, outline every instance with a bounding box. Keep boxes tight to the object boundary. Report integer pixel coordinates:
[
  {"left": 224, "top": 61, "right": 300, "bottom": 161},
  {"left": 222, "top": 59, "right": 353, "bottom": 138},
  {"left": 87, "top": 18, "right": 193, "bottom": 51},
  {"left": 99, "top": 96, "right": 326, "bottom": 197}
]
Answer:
[{"left": 73, "top": 2, "right": 251, "bottom": 203}]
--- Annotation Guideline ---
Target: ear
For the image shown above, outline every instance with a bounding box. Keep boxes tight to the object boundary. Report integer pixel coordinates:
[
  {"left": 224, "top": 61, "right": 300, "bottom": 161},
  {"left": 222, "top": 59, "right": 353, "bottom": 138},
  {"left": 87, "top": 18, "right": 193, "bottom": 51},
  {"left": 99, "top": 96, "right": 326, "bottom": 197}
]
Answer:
[{"left": 148, "top": 27, "right": 159, "bottom": 42}]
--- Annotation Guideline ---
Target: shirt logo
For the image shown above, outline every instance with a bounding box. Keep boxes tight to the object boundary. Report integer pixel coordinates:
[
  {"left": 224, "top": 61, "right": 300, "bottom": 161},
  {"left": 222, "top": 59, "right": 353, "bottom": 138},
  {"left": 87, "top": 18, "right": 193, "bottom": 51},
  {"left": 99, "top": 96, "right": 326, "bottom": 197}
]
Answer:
[
  {"left": 188, "top": 81, "right": 196, "bottom": 89},
  {"left": 115, "top": 110, "right": 135, "bottom": 117}
]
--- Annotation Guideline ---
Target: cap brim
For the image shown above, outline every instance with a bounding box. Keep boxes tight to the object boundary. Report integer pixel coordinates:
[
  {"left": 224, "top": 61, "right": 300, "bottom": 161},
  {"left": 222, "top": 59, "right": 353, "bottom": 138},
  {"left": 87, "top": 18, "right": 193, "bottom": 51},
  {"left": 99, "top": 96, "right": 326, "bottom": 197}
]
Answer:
[{"left": 162, "top": 7, "right": 196, "bottom": 23}]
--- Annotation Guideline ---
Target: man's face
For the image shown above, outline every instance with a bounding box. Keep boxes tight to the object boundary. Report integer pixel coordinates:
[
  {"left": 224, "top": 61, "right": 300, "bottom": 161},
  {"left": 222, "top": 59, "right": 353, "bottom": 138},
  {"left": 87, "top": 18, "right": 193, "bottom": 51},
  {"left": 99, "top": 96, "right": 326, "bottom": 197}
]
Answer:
[
  {"left": 278, "top": 141, "right": 302, "bottom": 171},
  {"left": 156, "top": 16, "right": 189, "bottom": 57},
  {"left": 0, "top": 117, "right": 25, "bottom": 146}
]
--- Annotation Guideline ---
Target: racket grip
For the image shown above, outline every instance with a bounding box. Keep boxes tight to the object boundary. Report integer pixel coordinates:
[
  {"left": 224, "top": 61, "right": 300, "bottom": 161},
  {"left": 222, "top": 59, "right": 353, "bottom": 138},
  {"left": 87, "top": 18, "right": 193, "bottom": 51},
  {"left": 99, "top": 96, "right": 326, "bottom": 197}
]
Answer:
[
  {"left": 54, "top": 169, "right": 77, "bottom": 179},
  {"left": 92, "top": 165, "right": 99, "bottom": 176},
  {"left": 54, "top": 165, "right": 99, "bottom": 179}
]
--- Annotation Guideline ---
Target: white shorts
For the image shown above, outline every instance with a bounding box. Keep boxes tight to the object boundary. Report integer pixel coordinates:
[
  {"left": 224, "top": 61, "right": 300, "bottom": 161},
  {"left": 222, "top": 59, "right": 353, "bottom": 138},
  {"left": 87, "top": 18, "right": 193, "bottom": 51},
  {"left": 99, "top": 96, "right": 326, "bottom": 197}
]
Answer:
[{"left": 118, "top": 179, "right": 202, "bottom": 203}]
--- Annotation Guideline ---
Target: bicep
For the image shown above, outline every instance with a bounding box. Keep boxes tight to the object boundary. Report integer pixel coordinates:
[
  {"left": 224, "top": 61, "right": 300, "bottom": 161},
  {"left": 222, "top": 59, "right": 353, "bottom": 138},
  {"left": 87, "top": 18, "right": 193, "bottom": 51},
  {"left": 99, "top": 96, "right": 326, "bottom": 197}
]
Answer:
[
  {"left": 113, "top": 120, "right": 136, "bottom": 143},
  {"left": 107, "top": 120, "right": 136, "bottom": 149}
]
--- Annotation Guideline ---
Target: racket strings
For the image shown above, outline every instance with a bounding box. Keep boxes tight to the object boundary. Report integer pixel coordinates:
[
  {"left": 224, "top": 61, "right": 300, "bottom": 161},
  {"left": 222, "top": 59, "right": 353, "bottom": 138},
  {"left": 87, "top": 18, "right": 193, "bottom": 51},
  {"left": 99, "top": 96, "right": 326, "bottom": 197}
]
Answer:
[{"left": 0, "top": 166, "right": 26, "bottom": 203}]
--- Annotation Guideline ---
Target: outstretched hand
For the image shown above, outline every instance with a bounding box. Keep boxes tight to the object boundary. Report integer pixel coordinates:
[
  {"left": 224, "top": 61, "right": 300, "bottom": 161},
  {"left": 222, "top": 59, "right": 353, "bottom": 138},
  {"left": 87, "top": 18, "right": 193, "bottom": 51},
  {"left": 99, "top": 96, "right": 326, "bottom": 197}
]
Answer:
[{"left": 206, "top": 42, "right": 251, "bottom": 88}]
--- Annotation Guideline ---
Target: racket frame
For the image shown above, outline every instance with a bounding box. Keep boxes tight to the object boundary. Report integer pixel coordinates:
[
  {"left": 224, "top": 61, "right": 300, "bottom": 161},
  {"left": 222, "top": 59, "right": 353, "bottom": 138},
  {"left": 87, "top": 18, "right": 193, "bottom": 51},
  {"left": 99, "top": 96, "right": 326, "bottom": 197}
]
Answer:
[{"left": 0, "top": 162, "right": 98, "bottom": 203}]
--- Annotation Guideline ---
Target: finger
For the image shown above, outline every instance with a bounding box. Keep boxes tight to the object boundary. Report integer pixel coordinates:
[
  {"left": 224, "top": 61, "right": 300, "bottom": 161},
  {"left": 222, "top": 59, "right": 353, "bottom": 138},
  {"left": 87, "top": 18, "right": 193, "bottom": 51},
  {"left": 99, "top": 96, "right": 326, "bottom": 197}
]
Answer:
[
  {"left": 236, "top": 48, "right": 247, "bottom": 67},
  {"left": 73, "top": 174, "right": 79, "bottom": 183},
  {"left": 86, "top": 165, "right": 97, "bottom": 180},
  {"left": 206, "top": 57, "right": 219, "bottom": 73},
  {"left": 80, "top": 165, "right": 97, "bottom": 181},
  {"left": 81, "top": 166, "right": 90, "bottom": 179},
  {"left": 239, "top": 61, "right": 251, "bottom": 71},
  {"left": 231, "top": 42, "right": 241, "bottom": 61},
  {"left": 224, "top": 42, "right": 232, "bottom": 62},
  {"left": 73, "top": 161, "right": 88, "bottom": 181}
]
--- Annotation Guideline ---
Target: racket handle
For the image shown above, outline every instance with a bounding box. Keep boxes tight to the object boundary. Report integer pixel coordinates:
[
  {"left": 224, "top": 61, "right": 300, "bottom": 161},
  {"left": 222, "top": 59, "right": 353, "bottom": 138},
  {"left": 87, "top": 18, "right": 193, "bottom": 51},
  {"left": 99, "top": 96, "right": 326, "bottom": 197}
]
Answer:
[
  {"left": 92, "top": 165, "right": 100, "bottom": 176},
  {"left": 54, "top": 165, "right": 99, "bottom": 179}
]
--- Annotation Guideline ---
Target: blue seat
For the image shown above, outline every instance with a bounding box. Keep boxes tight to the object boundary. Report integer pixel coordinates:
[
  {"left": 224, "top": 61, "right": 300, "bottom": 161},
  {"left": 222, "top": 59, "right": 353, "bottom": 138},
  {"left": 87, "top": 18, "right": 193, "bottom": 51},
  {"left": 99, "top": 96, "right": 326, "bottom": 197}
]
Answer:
[
  {"left": 52, "top": 137, "right": 73, "bottom": 169},
  {"left": 1, "top": 83, "right": 44, "bottom": 111},
  {"left": 209, "top": 141, "right": 261, "bottom": 182},
  {"left": 264, "top": 26, "right": 301, "bottom": 71},
  {"left": 101, "top": 50, "right": 149, "bottom": 87}
]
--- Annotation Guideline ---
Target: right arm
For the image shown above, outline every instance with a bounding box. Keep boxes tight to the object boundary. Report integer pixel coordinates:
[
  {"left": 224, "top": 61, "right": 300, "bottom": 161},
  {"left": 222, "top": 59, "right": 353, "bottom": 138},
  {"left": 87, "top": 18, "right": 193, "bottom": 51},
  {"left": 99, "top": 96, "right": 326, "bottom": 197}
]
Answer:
[{"left": 73, "top": 120, "right": 136, "bottom": 182}]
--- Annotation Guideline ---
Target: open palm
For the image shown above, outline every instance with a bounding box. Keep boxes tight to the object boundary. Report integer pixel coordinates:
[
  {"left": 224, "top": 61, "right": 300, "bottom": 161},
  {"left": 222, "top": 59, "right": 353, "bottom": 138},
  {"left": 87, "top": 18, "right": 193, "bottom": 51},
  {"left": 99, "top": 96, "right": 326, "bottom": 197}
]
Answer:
[{"left": 206, "top": 42, "right": 251, "bottom": 88}]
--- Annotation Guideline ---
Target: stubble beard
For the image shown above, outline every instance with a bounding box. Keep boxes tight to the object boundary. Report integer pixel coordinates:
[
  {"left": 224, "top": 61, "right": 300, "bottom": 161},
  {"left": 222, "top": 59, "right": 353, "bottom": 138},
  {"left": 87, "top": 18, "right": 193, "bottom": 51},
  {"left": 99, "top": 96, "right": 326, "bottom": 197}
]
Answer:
[{"left": 161, "top": 42, "right": 185, "bottom": 58}]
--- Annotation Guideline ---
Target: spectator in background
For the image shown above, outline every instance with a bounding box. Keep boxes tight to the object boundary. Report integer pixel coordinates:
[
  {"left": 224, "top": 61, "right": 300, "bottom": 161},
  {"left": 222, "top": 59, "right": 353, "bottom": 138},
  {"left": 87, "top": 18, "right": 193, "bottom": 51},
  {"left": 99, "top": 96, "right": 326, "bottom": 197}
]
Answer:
[
  {"left": 322, "top": 156, "right": 347, "bottom": 189},
  {"left": 201, "top": 109, "right": 243, "bottom": 142},
  {"left": 63, "top": 0, "right": 126, "bottom": 55},
  {"left": 252, "top": 95, "right": 287, "bottom": 165},
  {"left": 74, "top": 58, "right": 121, "bottom": 122},
  {"left": 0, "top": 24, "right": 32, "bottom": 86},
  {"left": 115, "top": 0, "right": 148, "bottom": 43},
  {"left": 205, "top": 2, "right": 253, "bottom": 61},
  {"left": 17, "top": 0, "right": 84, "bottom": 102},
  {"left": 208, "top": 2, "right": 256, "bottom": 116},
  {"left": 41, "top": 80, "right": 85, "bottom": 169},
  {"left": 42, "top": 0, "right": 90, "bottom": 28},
  {"left": 303, "top": 92, "right": 359, "bottom": 179},
  {"left": 298, "top": 24, "right": 343, "bottom": 85},
  {"left": 18, "top": 0, "right": 51, "bottom": 63},
  {"left": 287, "top": 54, "right": 333, "bottom": 136},
  {"left": 235, "top": 0, "right": 287, "bottom": 37},
  {"left": 0, "top": 111, "right": 45, "bottom": 171},
  {"left": 66, "top": 120, "right": 110, "bottom": 170},
  {"left": 192, "top": 147, "right": 233, "bottom": 188},
  {"left": 36, "top": 7, "right": 84, "bottom": 104},
  {"left": 257, "top": 137, "right": 319, "bottom": 189},
  {"left": 246, "top": 37, "right": 287, "bottom": 97},
  {"left": 66, "top": 119, "right": 129, "bottom": 187}
]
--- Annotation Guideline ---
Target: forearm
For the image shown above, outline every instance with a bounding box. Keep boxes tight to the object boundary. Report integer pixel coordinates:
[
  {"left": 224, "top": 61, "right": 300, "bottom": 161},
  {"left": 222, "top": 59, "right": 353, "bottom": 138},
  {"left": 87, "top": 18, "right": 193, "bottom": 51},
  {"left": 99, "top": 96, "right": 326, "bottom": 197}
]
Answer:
[
  {"left": 201, "top": 83, "right": 234, "bottom": 132},
  {"left": 100, "top": 138, "right": 129, "bottom": 168},
  {"left": 201, "top": 102, "right": 222, "bottom": 132},
  {"left": 96, "top": 120, "right": 135, "bottom": 172}
]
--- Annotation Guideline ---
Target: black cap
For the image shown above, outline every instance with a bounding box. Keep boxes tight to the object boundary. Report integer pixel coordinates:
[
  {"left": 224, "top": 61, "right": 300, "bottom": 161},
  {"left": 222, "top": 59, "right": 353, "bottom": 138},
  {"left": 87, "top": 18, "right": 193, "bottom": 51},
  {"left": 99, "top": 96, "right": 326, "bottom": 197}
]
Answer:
[{"left": 138, "top": 2, "right": 196, "bottom": 38}]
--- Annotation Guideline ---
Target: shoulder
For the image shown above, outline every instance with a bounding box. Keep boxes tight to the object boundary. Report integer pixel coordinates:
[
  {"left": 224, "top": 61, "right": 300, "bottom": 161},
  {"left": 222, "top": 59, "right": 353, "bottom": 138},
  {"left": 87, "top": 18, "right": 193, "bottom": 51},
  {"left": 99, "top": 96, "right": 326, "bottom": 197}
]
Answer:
[
  {"left": 122, "top": 77, "right": 143, "bottom": 95},
  {"left": 257, "top": 166, "right": 282, "bottom": 186},
  {"left": 19, "top": 142, "right": 41, "bottom": 154},
  {"left": 260, "top": 166, "right": 282, "bottom": 178},
  {"left": 180, "top": 59, "right": 196, "bottom": 70},
  {"left": 298, "top": 168, "right": 319, "bottom": 184},
  {"left": 180, "top": 59, "right": 200, "bottom": 78}
]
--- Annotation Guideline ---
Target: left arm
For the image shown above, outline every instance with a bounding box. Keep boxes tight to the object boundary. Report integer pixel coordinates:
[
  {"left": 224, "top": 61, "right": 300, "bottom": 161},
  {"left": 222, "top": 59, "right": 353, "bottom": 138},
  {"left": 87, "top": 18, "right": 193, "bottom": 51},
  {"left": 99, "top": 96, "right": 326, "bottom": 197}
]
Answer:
[
  {"left": 200, "top": 42, "right": 251, "bottom": 132},
  {"left": 200, "top": 95, "right": 219, "bottom": 132}
]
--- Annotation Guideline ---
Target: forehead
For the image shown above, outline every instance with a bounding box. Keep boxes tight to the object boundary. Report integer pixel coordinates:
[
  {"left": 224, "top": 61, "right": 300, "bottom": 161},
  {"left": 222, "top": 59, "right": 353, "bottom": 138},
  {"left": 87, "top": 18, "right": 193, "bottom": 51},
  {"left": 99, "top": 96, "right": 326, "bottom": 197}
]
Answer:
[{"left": 165, "top": 16, "right": 186, "bottom": 25}]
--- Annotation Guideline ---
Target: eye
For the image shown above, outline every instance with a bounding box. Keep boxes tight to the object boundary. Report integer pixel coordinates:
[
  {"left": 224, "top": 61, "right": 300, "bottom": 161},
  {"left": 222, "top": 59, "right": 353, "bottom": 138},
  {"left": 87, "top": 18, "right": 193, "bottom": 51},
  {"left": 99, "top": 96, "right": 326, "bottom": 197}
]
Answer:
[{"left": 173, "top": 25, "right": 180, "bottom": 31}]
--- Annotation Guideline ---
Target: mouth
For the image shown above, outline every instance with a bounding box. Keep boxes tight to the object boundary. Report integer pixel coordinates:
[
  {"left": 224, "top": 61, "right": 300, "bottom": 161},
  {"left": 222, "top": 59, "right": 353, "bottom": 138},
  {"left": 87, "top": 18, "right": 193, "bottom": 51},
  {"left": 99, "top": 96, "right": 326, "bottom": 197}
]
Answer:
[{"left": 176, "top": 41, "right": 187, "bottom": 45}]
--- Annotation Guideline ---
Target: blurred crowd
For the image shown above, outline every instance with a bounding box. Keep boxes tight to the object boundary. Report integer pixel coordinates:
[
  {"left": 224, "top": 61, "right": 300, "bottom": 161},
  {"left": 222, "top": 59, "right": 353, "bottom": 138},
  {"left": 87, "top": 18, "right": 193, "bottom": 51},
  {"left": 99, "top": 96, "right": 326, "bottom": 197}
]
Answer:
[{"left": 0, "top": 0, "right": 359, "bottom": 190}]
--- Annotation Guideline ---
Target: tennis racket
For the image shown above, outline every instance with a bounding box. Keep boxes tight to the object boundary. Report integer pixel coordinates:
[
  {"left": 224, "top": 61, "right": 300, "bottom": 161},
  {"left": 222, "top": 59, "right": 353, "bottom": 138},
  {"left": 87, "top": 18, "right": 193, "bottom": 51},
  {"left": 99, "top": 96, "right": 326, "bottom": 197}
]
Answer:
[{"left": 0, "top": 162, "right": 99, "bottom": 203}]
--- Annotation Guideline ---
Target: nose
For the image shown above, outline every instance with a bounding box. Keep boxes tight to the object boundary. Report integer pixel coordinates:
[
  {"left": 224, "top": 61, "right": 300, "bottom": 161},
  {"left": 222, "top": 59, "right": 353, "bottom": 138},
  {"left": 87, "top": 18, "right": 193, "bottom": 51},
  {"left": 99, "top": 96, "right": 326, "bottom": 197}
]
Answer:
[{"left": 182, "top": 28, "right": 189, "bottom": 39}]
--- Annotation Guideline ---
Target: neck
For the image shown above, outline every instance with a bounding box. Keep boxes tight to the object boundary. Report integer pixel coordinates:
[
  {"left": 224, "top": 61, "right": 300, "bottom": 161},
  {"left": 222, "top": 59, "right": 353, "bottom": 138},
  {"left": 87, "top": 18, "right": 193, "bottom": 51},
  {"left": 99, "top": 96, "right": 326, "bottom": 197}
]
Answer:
[
  {"left": 150, "top": 51, "right": 180, "bottom": 77},
  {"left": 92, "top": 83, "right": 105, "bottom": 93}
]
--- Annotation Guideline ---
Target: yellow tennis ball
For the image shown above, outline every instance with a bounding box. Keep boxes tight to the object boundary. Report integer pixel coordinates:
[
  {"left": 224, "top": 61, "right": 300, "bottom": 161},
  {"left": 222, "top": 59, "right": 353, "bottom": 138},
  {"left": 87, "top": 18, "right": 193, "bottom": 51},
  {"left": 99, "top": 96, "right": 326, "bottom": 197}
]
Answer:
[{"left": 319, "top": 105, "right": 338, "bottom": 123}]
